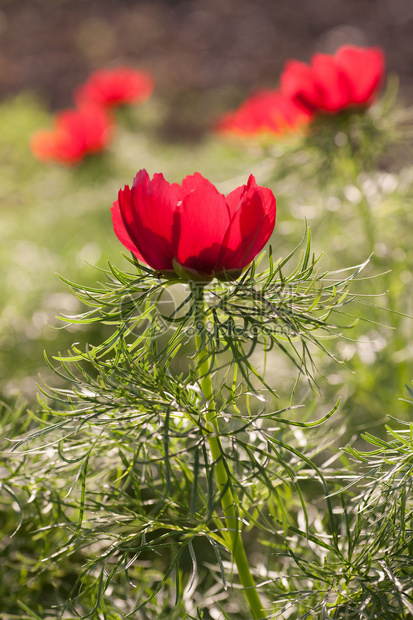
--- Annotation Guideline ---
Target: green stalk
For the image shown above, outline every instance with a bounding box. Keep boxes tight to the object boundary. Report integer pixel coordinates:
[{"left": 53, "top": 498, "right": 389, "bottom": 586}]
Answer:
[{"left": 192, "top": 285, "right": 265, "bottom": 620}]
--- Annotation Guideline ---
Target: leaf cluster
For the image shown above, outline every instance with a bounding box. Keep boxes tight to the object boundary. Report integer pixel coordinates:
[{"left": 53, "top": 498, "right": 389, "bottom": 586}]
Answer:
[
  {"left": 1, "top": 234, "right": 390, "bottom": 618},
  {"left": 52, "top": 229, "right": 370, "bottom": 393}
]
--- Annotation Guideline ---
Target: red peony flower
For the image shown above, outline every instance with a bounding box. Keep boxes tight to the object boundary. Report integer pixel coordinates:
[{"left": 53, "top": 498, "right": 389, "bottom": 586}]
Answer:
[
  {"left": 31, "top": 105, "right": 113, "bottom": 165},
  {"left": 216, "top": 89, "right": 313, "bottom": 137},
  {"left": 74, "top": 66, "right": 154, "bottom": 109},
  {"left": 280, "top": 45, "right": 385, "bottom": 114},
  {"left": 112, "top": 170, "right": 276, "bottom": 282}
]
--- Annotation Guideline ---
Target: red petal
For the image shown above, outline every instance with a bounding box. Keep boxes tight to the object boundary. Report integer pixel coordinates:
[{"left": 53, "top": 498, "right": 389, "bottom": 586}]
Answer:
[
  {"left": 31, "top": 130, "right": 60, "bottom": 162},
  {"left": 125, "top": 170, "right": 178, "bottom": 271},
  {"left": 111, "top": 194, "right": 144, "bottom": 261},
  {"left": 281, "top": 46, "right": 385, "bottom": 114},
  {"left": 217, "top": 88, "right": 312, "bottom": 136},
  {"left": 224, "top": 178, "right": 252, "bottom": 217},
  {"left": 75, "top": 67, "right": 154, "bottom": 108},
  {"left": 176, "top": 182, "right": 230, "bottom": 273},
  {"left": 335, "top": 46, "right": 385, "bottom": 105},
  {"left": 32, "top": 106, "right": 112, "bottom": 165},
  {"left": 218, "top": 181, "right": 276, "bottom": 270},
  {"left": 169, "top": 172, "right": 212, "bottom": 201},
  {"left": 240, "top": 186, "right": 276, "bottom": 265},
  {"left": 281, "top": 60, "right": 322, "bottom": 111},
  {"left": 310, "top": 54, "right": 352, "bottom": 112},
  {"left": 181, "top": 172, "right": 214, "bottom": 194}
]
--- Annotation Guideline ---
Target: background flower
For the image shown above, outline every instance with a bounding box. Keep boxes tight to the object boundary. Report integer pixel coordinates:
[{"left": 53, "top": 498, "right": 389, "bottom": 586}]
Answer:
[
  {"left": 74, "top": 66, "right": 154, "bottom": 109},
  {"left": 112, "top": 170, "right": 276, "bottom": 280},
  {"left": 280, "top": 45, "right": 385, "bottom": 114},
  {"left": 31, "top": 105, "right": 113, "bottom": 165},
  {"left": 216, "top": 89, "right": 313, "bottom": 137}
]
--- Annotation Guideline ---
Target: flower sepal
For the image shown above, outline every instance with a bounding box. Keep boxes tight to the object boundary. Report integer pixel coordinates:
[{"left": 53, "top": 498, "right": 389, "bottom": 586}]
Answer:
[
  {"left": 215, "top": 267, "right": 245, "bottom": 282},
  {"left": 172, "top": 259, "right": 214, "bottom": 284}
]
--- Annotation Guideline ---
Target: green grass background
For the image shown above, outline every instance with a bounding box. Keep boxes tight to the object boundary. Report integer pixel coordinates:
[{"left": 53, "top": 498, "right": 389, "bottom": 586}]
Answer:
[{"left": 0, "top": 85, "right": 412, "bottom": 618}]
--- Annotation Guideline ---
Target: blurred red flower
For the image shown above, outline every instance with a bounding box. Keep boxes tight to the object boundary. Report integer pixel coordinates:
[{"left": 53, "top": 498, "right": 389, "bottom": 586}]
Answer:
[
  {"left": 75, "top": 67, "right": 154, "bottom": 109},
  {"left": 112, "top": 170, "right": 276, "bottom": 281},
  {"left": 31, "top": 105, "right": 113, "bottom": 165},
  {"left": 280, "top": 45, "right": 385, "bottom": 114},
  {"left": 216, "top": 89, "right": 313, "bottom": 137}
]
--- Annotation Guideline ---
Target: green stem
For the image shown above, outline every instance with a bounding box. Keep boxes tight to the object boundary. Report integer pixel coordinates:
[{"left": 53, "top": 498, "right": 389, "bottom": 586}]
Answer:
[{"left": 193, "top": 285, "right": 265, "bottom": 620}]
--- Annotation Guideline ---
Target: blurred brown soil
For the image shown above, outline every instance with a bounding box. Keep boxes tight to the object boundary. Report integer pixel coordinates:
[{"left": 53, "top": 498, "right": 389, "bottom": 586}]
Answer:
[{"left": 0, "top": 0, "right": 412, "bottom": 137}]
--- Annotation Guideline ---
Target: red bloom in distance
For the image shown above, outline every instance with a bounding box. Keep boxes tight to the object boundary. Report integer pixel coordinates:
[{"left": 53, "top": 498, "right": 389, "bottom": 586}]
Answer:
[
  {"left": 75, "top": 67, "right": 154, "bottom": 109},
  {"left": 280, "top": 45, "right": 385, "bottom": 114},
  {"left": 31, "top": 105, "right": 113, "bottom": 165},
  {"left": 112, "top": 170, "right": 276, "bottom": 281},
  {"left": 217, "top": 89, "right": 313, "bottom": 137}
]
